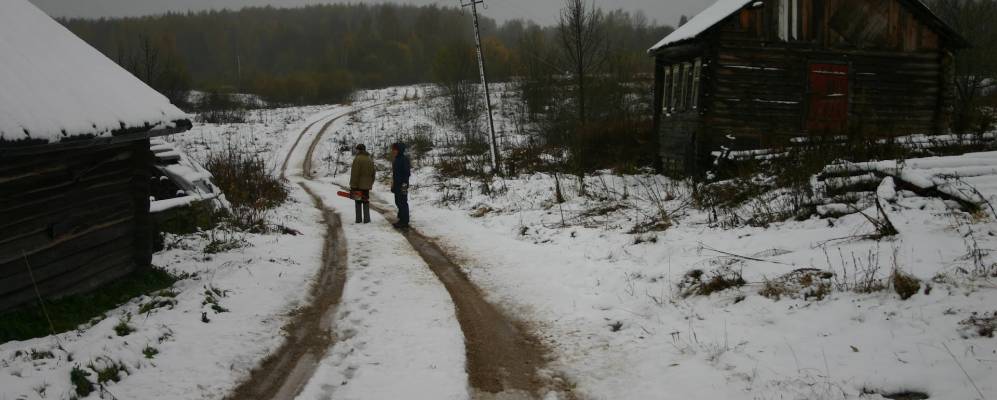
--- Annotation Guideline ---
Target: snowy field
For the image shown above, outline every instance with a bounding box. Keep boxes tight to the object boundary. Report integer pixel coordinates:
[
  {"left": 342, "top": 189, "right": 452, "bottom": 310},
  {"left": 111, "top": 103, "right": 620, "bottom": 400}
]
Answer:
[
  {"left": 3, "top": 85, "right": 996, "bottom": 400},
  {"left": 314, "top": 85, "right": 997, "bottom": 400}
]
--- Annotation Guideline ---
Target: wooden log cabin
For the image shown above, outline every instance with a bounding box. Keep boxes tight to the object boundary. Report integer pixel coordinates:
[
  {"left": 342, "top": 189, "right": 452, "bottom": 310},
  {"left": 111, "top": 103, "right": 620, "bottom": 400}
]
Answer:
[
  {"left": 649, "top": 0, "right": 969, "bottom": 175},
  {"left": 0, "top": 0, "right": 191, "bottom": 312}
]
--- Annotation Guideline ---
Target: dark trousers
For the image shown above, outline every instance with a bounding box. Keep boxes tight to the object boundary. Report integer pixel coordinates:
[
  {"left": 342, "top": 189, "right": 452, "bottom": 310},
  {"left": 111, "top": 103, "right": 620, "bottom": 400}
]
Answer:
[
  {"left": 394, "top": 191, "right": 409, "bottom": 225},
  {"left": 353, "top": 189, "right": 370, "bottom": 223}
]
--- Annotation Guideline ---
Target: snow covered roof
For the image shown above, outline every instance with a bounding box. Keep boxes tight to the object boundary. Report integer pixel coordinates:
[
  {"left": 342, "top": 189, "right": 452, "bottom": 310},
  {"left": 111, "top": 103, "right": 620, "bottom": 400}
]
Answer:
[
  {"left": 649, "top": 0, "right": 752, "bottom": 53},
  {"left": 0, "top": 0, "right": 190, "bottom": 147},
  {"left": 649, "top": 0, "right": 968, "bottom": 53}
]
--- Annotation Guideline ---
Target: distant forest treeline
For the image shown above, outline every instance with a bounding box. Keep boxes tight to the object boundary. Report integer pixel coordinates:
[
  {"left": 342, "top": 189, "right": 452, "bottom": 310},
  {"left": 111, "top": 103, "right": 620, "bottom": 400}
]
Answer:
[{"left": 61, "top": 3, "right": 674, "bottom": 107}]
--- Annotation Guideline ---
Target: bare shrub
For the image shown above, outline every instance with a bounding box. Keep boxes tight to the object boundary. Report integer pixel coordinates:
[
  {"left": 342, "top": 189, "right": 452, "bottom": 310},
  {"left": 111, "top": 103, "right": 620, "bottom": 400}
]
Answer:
[
  {"left": 430, "top": 44, "right": 484, "bottom": 150},
  {"left": 435, "top": 152, "right": 491, "bottom": 181},
  {"left": 693, "top": 177, "right": 768, "bottom": 211},
  {"left": 203, "top": 230, "right": 247, "bottom": 254},
  {"left": 952, "top": 215, "right": 997, "bottom": 278},
  {"left": 929, "top": 0, "right": 997, "bottom": 134},
  {"left": 572, "top": 118, "right": 657, "bottom": 174},
  {"left": 196, "top": 109, "right": 248, "bottom": 124},
  {"left": 505, "top": 144, "right": 558, "bottom": 176},
  {"left": 156, "top": 202, "right": 220, "bottom": 235},
  {"left": 630, "top": 176, "right": 687, "bottom": 233},
  {"left": 408, "top": 124, "right": 435, "bottom": 163},
  {"left": 192, "top": 91, "right": 250, "bottom": 123},
  {"left": 205, "top": 143, "right": 289, "bottom": 232},
  {"left": 693, "top": 175, "right": 815, "bottom": 229},
  {"left": 825, "top": 247, "right": 887, "bottom": 294}
]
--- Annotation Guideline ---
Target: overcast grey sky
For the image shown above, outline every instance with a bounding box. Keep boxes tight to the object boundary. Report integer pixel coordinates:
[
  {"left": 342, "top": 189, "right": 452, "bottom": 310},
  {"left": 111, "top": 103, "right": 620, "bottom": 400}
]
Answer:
[{"left": 28, "top": 0, "right": 710, "bottom": 26}]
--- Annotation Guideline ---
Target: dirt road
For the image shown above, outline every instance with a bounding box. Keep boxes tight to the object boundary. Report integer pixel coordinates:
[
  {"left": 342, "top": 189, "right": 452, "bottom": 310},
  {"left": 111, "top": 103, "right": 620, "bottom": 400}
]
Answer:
[
  {"left": 227, "top": 111, "right": 352, "bottom": 400},
  {"left": 229, "top": 106, "right": 568, "bottom": 399},
  {"left": 305, "top": 109, "right": 566, "bottom": 399}
]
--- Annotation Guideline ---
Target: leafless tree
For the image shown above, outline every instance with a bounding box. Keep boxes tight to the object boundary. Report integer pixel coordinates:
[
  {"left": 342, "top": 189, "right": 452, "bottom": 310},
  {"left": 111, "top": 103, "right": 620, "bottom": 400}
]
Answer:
[
  {"left": 137, "top": 34, "right": 161, "bottom": 85},
  {"left": 930, "top": 0, "right": 997, "bottom": 132},
  {"left": 557, "top": 0, "right": 607, "bottom": 125},
  {"left": 431, "top": 43, "right": 483, "bottom": 133}
]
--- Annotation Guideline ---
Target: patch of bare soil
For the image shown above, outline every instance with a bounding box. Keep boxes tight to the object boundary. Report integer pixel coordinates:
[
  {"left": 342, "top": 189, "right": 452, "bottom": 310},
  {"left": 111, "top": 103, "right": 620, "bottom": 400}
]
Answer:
[
  {"left": 226, "top": 184, "right": 348, "bottom": 400},
  {"left": 363, "top": 198, "right": 572, "bottom": 399}
]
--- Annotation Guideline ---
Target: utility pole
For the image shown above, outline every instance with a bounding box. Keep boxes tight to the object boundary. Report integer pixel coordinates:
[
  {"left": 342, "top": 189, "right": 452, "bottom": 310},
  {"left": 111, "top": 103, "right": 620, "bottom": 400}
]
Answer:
[{"left": 460, "top": 0, "right": 500, "bottom": 174}]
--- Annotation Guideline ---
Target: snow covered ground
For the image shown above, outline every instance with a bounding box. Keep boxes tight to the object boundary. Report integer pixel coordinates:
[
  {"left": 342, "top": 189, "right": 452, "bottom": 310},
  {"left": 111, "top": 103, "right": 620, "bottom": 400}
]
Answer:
[
  {"left": 0, "top": 89, "right": 442, "bottom": 400},
  {"left": 402, "top": 181, "right": 997, "bottom": 399},
  {"left": 4, "top": 84, "right": 996, "bottom": 400},
  {"left": 295, "top": 181, "right": 468, "bottom": 400},
  {"left": 0, "top": 106, "right": 329, "bottom": 400},
  {"left": 313, "top": 85, "right": 997, "bottom": 400}
]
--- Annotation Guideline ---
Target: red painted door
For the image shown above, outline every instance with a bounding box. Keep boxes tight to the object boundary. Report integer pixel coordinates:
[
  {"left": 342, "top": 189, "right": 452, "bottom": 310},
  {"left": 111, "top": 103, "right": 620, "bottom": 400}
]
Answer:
[{"left": 807, "top": 63, "right": 849, "bottom": 134}]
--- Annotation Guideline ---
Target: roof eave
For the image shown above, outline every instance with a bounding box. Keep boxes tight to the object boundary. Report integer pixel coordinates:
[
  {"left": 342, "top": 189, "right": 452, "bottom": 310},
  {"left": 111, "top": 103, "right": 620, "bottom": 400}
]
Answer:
[
  {"left": 900, "top": 0, "right": 970, "bottom": 49},
  {"left": 649, "top": 38, "right": 695, "bottom": 56},
  {"left": 649, "top": 37, "right": 710, "bottom": 61},
  {"left": 0, "top": 121, "right": 193, "bottom": 157}
]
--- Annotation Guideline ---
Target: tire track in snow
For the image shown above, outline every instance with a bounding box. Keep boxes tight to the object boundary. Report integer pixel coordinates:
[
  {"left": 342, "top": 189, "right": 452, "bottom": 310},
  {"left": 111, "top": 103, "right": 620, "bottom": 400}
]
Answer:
[
  {"left": 279, "top": 109, "right": 339, "bottom": 177},
  {"left": 229, "top": 102, "right": 396, "bottom": 399},
  {"left": 227, "top": 108, "right": 352, "bottom": 400},
  {"left": 295, "top": 182, "right": 469, "bottom": 400},
  {"left": 232, "top": 100, "right": 572, "bottom": 399},
  {"left": 305, "top": 105, "right": 572, "bottom": 399}
]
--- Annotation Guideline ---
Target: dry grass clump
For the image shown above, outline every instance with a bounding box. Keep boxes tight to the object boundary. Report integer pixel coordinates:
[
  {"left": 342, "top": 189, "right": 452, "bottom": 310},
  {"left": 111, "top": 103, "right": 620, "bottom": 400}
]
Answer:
[
  {"left": 860, "top": 388, "right": 930, "bottom": 400},
  {"left": 958, "top": 311, "right": 996, "bottom": 338},
  {"left": 679, "top": 268, "right": 746, "bottom": 297},
  {"left": 760, "top": 268, "right": 834, "bottom": 301},
  {"left": 890, "top": 268, "right": 921, "bottom": 300}
]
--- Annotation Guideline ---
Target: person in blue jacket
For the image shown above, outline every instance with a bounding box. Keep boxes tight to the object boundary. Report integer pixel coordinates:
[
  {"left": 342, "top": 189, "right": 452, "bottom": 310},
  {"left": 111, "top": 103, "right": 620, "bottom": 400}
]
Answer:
[{"left": 390, "top": 142, "right": 411, "bottom": 229}]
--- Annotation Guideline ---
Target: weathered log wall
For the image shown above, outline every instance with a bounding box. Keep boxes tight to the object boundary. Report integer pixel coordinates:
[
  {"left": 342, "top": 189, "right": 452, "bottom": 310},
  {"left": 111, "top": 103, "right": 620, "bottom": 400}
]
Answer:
[
  {"left": 704, "top": 44, "right": 942, "bottom": 148},
  {"left": 659, "top": 110, "right": 704, "bottom": 174},
  {"left": 652, "top": 0, "right": 956, "bottom": 175},
  {"left": 702, "top": 0, "right": 947, "bottom": 149},
  {"left": 0, "top": 139, "right": 153, "bottom": 312}
]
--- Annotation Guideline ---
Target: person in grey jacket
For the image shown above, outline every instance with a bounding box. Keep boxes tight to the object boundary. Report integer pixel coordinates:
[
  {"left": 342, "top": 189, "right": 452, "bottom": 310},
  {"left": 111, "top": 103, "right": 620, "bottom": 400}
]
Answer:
[{"left": 349, "top": 144, "right": 375, "bottom": 224}]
